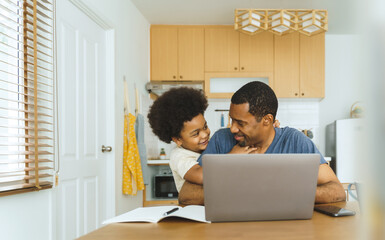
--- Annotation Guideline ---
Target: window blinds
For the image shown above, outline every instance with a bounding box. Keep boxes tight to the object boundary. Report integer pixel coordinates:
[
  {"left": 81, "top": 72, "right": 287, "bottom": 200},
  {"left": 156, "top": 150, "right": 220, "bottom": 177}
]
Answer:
[{"left": 0, "top": 0, "right": 55, "bottom": 195}]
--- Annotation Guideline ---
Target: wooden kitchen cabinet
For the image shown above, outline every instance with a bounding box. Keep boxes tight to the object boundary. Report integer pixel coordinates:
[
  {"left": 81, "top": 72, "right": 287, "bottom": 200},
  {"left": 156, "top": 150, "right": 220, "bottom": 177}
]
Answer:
[
  {"left": 205, "top": 26, "right": 274, "bottom": 73},
  {"left": 274, "top": 32, "right": 300, "bottom": 97},
  {"left": 205, "top": 26, "right": 240, "bottom": 72},
  {"left": 239, "top": 31, "right": 274, "bottom": 72},
  {"left": 300, "top": 33, "right": 325, "bottom": 98},
  {"left": 151, "top": 26, "right": 204, "bottom": 81},
  {"left": 274, "top": 32, "right": 325, "bottom": 98}
]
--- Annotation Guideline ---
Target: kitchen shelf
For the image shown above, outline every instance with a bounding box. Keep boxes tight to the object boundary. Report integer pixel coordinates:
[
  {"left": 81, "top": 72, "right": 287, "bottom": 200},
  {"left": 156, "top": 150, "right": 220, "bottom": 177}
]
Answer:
[{"left": 147, "top": 159, "right": 170, "bottom": 165}]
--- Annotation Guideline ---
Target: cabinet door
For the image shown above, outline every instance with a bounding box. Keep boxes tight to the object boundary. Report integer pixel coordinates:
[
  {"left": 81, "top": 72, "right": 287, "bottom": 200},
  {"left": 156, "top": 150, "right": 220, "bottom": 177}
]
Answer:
[
  {"left": 205, "top": 26, "right": 239, "bottom": 72},
  {"left": 240, "top": 31, "right": 274, "bottom": 72},
  {"left": 300, "top": 33, "right": 325, "bottom": 98},
  {"left": 178, "top": 27, "right": 204, "bottom": 81},
  {"left": 274, "top": 32, "right": 300, "bottom": 98},
  {"left": 151, "top": 27, "right": 178, "bottom": 80}
]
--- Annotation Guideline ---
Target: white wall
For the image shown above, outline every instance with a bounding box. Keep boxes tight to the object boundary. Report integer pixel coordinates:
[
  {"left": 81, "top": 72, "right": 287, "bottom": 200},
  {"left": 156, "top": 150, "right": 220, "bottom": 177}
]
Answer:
[
  {"left": 0, "top": 190, "right": 54, "bottom": 240},
  {"left": 319, "top": 34, "right": 362, "bottom": 155},
  {"left": 80, "top": 0, "right": 150, "bottom": 215}
]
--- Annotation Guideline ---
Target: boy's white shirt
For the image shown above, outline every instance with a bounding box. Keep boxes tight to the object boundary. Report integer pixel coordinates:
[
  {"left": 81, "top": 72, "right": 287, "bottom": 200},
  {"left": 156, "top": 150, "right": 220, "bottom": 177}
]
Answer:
[{"left": 169, "top": 146, "right": 200, "bottom": 192}]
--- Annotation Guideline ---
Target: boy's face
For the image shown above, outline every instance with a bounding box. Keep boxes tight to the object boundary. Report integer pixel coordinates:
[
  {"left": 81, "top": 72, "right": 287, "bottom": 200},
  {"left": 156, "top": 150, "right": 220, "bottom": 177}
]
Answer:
[{"left": 172, "top": 113, "right": 211, "bottom": 153}]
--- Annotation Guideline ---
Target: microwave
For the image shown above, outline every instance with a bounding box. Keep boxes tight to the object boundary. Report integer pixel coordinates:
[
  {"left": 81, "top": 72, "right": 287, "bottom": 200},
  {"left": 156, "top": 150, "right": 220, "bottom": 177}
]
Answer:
[{"left": 154, "top": 175, "right": 178, "bottom": 198}]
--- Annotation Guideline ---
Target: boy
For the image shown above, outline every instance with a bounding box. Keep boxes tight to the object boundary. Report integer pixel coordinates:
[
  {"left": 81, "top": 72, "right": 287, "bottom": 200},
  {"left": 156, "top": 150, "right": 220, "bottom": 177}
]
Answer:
[{"left": 148, "top": 87, "right": 255, "bottom": 192}]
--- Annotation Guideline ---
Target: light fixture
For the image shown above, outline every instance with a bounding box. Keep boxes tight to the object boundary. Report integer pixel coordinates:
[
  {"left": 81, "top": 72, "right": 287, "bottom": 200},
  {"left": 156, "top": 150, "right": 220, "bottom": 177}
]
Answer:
[
  {"left": 267, "top": 10, "right": 297, "bottom": 36},
  {"left": 234, "top": 9, "right": 268, "bottom": 35},
  {"left": 297, "top": 10, "right": 328, "bottom": 36},
  {"left": 234, "top": 9, "right": 328, "bottom": 36}
]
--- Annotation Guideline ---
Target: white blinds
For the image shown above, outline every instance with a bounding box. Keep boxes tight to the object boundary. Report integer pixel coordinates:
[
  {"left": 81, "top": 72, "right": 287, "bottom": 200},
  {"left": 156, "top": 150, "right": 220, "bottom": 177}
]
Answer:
[{"left": 0, "top": 0, "right": 55, "bottom": 195}]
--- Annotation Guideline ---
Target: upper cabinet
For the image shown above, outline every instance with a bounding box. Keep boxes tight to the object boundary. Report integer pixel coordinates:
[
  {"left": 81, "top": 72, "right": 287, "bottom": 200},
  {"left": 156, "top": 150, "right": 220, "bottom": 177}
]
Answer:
[
  {"left": 150, "top": 25, "right": 325, "bottom": 98},
  {"left": 204, "top": 26, "right": 274, "bottom": 72},
  {"left": 274, "top": 32, "right": 325, "bottom": 98},
  {"left": 274, "top": 32, "right": 300, "bottom": 97},
  {"left": 239, "top": 31, "right": 274, "bottom": 72},
  {"left": 300, "top": 33, "right": 325, "bottom": 98},
  {"left": 204, "top": 26, "right": 239, "bottom": 72},
  {"left": 151, "top": 26, "right": 204, "bottom": 81}
]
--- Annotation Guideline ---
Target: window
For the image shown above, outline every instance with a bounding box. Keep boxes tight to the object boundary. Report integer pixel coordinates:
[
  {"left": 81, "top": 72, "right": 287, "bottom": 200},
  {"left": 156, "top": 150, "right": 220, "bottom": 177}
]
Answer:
[{"left": 0, "top": 0, "right": 55, "bottom": 196}]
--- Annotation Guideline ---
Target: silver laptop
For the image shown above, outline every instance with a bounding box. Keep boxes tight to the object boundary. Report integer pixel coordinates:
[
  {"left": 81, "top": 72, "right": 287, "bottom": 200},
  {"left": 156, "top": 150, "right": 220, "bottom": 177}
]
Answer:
[{"left": 202, "top": 154, "right": 320, "bottom": 222}]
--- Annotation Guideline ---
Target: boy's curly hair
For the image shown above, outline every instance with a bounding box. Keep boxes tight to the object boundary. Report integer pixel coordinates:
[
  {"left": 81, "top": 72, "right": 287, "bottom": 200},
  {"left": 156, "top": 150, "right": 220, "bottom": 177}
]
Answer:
[{"left": 147, "top": 87, "right": 208, "bottom": 143}]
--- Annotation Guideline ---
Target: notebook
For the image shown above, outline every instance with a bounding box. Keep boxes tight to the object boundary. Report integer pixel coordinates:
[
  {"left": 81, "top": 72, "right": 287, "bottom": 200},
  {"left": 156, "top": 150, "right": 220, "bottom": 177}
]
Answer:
[
  {"left": 102, "top": 205, "right": 210, "bottom": 224},
  {"left": 202, "top": 154, "right": 320, "bottom": 222}
]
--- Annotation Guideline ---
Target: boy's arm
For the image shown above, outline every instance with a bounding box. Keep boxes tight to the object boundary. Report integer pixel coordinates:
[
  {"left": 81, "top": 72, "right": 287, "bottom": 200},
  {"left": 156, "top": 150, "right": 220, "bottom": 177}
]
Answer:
[
  {"left": 183, "top": 165, "right": 203, "bottom": 185},
  {"left": 178, "top": 181, "right": 204, "bottom": 205}
]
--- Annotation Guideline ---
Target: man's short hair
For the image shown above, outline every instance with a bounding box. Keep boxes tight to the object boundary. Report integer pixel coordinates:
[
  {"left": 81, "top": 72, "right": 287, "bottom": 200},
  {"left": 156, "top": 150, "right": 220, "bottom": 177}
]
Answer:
[
  {"left": 231, "top": 81, "right": 278, "bottom": 121},
  {"left": 148, "top": 87, "right": 208, "bottom": 143}
]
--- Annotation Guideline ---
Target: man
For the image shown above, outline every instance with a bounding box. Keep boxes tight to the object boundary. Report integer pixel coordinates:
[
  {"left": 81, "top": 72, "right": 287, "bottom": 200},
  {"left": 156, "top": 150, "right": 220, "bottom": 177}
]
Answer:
[{"left": 178, "top": 81, "right": 346, "bottom": 205}]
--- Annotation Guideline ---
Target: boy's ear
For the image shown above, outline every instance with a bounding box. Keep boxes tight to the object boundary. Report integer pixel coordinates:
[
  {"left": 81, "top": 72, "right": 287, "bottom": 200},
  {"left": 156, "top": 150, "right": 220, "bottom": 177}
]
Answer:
[{"left": 172, "top": 137, "right": 182, "bottom": 147}]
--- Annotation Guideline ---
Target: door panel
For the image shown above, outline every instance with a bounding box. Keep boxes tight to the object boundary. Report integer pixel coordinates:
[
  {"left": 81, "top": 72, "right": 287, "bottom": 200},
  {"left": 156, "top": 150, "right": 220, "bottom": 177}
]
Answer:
[
  {"left": 205, "top": 26, "right": 239, "bottom": 72},
  {"left": 240, "top": 31, "right": 274, "bottom": 72},
  {"left": 178, "top": 27, "right": 204, "bottom": 80},
  {"left": 274, "top": 32, "right": 300, "bottom": 98},
  {"left": 57, "top": 0, "right": 108, "bottom": 238},
  {"left": 151, "top": 27, "right": 178, "bottom": 80},
  {"left": 300, "top": 33, "right": 325, "bottom": 98}
]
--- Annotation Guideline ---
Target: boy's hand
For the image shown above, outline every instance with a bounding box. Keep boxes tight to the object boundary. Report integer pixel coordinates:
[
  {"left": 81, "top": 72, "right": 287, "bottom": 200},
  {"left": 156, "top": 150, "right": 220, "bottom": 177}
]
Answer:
[
  {"left": 229, "top": 144, "right": 258, "bottom": 154},
  {"left": 273, "top": 119, "right": 280, "bottom": 128}
]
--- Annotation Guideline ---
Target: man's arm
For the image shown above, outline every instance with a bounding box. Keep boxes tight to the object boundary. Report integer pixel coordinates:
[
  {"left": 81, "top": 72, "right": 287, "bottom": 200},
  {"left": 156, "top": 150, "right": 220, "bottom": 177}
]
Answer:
[
  {"left": 315, "top": 164, "right": 346, "bottom": 203},
  {"left": 178, "top": 181, "right": 204, "bottom": 205}
]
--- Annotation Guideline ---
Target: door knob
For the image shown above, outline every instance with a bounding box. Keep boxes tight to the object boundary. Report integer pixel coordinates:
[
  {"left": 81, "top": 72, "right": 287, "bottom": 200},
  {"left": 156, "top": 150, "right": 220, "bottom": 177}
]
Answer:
[{"left": 101, "top": 145, "right": 112, "bottom": 153}]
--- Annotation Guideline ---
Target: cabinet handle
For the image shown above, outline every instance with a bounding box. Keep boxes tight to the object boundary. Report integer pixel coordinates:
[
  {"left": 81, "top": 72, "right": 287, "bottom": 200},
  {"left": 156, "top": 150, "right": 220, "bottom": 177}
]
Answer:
[
  {"left": 241, "top": 67, "right": 244, "bottom": 70},
  {"left": 180, "top": 75, "right": 183, "bottom": 79},
  {"left": 295, "top": 93, "right": 298, "bottom": 96},
  {"left": 173, "top": 75, "right": 176, "bottom": 79},
  {"left": 234, "top": 67, "right": 238, "bottom": 70},
  {"left": 301, "top": 93, "right": 305, "bottom": 96}
]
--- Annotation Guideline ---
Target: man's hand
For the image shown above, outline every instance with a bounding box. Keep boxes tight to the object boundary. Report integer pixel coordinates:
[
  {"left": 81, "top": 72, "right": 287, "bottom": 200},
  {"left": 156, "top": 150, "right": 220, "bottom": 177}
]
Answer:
[
  {"left": 178, "top": 181, "right": 204, "bottom": 206},
  {"left": 229, "top": 144, "right": 257, "bottom": 154},
  {"left": 315, "top": 164, "right": 346, "bottom": 203}
]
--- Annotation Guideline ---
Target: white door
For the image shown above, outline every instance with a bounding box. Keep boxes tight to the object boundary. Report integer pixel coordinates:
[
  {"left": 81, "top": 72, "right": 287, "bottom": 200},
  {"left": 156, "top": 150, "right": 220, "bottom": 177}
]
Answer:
[{"left": 56, "top": 0, "right": 110, "bottom": 239}]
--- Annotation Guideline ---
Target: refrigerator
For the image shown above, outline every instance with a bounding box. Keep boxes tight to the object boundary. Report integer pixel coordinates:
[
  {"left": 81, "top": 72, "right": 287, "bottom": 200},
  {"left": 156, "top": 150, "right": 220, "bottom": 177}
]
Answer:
[{"left": 325, "top": 119, "right": 365, "bottom": 183}]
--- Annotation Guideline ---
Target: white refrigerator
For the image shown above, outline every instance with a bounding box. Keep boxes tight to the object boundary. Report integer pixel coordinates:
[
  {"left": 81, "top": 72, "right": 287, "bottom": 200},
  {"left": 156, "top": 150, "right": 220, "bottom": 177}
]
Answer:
[{"left": 326, "top": 119, "right": 365, "bottom": 183}]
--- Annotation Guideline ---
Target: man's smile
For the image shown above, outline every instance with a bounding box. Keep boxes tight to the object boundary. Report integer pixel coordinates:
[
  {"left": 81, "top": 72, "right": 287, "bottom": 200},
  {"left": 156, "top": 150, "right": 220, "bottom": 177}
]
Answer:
[{"left": 234, "top": 134, "right": 245, "bottom": 141}]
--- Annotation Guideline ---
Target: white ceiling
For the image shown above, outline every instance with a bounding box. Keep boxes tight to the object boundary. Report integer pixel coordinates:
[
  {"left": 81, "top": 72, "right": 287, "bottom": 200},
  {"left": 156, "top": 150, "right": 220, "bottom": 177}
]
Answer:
[{"left": 130, "top": 0, "right": 359, "bottom": 34}]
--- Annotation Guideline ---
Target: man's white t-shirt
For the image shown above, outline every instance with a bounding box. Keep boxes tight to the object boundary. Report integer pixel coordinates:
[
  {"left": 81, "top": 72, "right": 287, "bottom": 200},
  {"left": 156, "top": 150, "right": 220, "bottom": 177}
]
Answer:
[{"left": 169, "top": 146, "right": 200, "bottom": 192}]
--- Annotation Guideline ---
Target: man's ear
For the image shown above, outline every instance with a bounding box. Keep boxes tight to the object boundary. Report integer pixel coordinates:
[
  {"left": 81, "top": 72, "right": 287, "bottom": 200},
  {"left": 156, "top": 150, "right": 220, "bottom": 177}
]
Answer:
[
  {"left": 263, "top": 114, "right": 274, "bottom": 126},
  {"left": 172, "top": 137, "right": 183, "bottom": 147}
]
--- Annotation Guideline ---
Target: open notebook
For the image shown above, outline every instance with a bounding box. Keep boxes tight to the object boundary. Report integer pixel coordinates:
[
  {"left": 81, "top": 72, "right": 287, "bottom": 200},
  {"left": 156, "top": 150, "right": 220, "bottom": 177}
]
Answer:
[{"left": 103, "top": 205, "right": 210, "bottom": 224}]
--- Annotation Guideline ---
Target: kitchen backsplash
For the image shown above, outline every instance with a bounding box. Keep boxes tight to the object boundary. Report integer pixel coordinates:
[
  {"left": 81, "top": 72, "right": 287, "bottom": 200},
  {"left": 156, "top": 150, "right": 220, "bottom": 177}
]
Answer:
[{"left": 143, "top": 96, "right": 321, "bottom": 159}]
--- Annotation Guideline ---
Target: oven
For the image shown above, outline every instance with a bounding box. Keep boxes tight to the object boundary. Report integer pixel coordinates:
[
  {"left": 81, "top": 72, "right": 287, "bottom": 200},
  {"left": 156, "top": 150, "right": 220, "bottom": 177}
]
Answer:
[{"left": 154, "top": 175, "right": 178, "bottom": 198}]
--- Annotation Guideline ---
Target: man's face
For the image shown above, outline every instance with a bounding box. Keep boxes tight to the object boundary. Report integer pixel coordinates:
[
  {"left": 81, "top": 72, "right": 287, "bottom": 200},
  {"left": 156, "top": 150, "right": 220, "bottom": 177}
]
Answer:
[{"left": 229, "top": 103, "right": 265, "bottom": 146}]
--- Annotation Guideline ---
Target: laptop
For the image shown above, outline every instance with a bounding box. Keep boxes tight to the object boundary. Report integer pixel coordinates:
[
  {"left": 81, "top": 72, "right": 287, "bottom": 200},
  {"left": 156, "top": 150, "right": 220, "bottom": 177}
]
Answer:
[{"left": 202, "top": 154, "right": 320, "bottom": 222}]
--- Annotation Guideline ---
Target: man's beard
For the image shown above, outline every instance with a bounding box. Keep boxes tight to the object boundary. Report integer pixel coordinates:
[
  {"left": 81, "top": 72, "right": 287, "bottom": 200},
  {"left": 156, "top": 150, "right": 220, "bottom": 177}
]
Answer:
[{"left": 238, "top": 140, "right": 246, "bottom": 147}]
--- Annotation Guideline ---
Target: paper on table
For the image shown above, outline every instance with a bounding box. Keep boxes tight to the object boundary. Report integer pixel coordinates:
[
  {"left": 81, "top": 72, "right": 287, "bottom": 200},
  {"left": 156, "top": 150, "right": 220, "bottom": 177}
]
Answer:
[{"left": 103, "top": 205, "right": 210, "bottom": 224}]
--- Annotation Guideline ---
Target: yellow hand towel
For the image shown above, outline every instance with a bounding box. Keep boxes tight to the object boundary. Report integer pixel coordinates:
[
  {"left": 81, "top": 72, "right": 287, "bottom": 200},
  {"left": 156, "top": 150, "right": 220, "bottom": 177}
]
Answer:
[{"left": 123, "top": 113, "right": 144, "bottom": 195}]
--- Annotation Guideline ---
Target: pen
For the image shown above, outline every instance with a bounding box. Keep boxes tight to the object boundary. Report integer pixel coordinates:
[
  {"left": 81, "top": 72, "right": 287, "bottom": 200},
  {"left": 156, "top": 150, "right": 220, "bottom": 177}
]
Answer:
[{"left": 163, "top": 207, "right": 179, "bottom": 216}]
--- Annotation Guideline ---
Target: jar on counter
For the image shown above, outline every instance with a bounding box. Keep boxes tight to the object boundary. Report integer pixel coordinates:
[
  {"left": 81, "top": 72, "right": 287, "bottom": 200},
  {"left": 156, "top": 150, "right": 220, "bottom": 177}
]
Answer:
[{"left": 159, "top": 148, "right": 166, "bottom": 160}]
